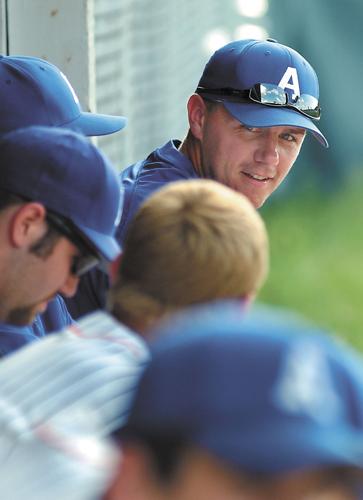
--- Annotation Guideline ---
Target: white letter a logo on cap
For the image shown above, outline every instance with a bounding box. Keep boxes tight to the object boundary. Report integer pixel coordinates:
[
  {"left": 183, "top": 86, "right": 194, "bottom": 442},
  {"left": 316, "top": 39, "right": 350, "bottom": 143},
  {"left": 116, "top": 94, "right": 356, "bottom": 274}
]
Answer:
[
  {"left": 272, "top": 340, "right": 342, "bottom": 424},
  {"left": 278, "top": 67, "right": 300, "bottom": 100}
]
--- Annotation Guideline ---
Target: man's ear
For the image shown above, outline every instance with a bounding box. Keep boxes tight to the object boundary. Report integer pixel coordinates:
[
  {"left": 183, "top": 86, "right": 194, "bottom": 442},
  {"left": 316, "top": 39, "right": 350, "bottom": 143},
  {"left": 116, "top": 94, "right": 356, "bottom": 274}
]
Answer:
[
  {"left": 187, "top": 94, "right": 209, "bottom": 140},
  {"left": 9, "top": 202, "right": 47, "bottom": 248},
  {"left": 109, "top": 253, "right": 123, "bottom": 286}
]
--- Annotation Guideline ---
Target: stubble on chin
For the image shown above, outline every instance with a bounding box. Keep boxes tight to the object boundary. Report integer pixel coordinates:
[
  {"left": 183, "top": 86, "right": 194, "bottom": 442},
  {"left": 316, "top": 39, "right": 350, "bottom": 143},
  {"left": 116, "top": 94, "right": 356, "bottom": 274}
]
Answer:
[{"left": 6, "top": 306, "right": 38, "bottom": 326}]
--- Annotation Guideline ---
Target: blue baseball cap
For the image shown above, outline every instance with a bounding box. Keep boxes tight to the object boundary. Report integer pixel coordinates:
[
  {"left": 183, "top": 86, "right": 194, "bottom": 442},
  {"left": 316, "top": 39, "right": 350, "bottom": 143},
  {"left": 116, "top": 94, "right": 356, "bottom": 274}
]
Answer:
[
  {"left": 0, "top": 126, "right": 122, "bottom": 261},
  {"left": 0, "top": 55, "right": 127, "bottom": 136},
  {"left": 196, "top": 39, "right": 328, "bottom": 147},
  {"left": 122, "top": 301, "right": 363, "bottom": 473}
]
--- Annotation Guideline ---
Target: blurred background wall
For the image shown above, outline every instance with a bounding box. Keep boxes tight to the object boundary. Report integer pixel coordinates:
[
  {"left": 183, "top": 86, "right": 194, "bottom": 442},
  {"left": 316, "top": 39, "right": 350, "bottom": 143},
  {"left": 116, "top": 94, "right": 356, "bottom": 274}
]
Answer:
[
  {"left": 269, "top": 0, "right": 363, "bottom": 194},
  {"left": 2, "top": 0, "right": 363, "bottom": 347},
  {"left": 94, "top": 0, "right": 273, "bottom": 168}
]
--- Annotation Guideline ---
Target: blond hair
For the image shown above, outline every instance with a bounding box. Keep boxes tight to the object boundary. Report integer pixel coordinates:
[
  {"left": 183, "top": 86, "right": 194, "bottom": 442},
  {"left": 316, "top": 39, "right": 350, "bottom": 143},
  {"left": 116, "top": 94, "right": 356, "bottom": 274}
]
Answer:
[{"left": 110, "top": 179, "right": 268, "bottom": 332}]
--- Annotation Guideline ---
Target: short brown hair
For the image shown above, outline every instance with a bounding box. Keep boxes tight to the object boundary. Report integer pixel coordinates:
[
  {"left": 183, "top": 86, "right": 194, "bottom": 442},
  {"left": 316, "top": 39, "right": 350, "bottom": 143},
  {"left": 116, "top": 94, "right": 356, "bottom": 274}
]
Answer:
[{"left": 111, "top": 179, "right": 268, "bottom": 331}]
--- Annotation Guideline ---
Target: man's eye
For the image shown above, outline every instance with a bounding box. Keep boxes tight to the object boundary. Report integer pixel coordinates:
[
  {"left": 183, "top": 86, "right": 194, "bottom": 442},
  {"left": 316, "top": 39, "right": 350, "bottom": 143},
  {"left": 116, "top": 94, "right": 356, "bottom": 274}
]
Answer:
[
  {"left": 282, "top": 133, "right": 297, "bottom": 142},
  {"left": 242, "top": 125, "right": 259, "bottom": 132}
]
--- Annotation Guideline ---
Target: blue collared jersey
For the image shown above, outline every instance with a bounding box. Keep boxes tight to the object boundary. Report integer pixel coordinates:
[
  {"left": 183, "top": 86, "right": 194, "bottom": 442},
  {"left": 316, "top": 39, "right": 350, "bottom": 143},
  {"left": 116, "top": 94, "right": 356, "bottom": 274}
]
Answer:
[{"left": 65, "top": 140, "right": 198, "bottom": 319}]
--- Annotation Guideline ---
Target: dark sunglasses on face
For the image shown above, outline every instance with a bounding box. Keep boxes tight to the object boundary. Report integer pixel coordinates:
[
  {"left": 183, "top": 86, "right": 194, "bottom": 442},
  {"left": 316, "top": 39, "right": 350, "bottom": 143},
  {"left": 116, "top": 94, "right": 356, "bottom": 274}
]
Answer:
[
  {"left": 46, "top": 211, "right": 100, "bottom": 277},
  {"left": 196, "top": 83, "right": 321, "bottom": 120}
]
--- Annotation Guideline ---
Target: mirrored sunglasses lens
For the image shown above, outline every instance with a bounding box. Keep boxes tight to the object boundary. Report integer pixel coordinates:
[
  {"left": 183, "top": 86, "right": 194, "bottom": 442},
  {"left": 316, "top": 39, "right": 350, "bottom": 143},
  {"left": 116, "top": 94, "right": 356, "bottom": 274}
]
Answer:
[
  {"left": 259, "top": 84, "right": 287, "bottom": 105},
  {"left": 296, "top": 93, "right": 321, "bottom": 118},
  {"left": 251, "top": 84, "right": 321, "bottom": 119}
]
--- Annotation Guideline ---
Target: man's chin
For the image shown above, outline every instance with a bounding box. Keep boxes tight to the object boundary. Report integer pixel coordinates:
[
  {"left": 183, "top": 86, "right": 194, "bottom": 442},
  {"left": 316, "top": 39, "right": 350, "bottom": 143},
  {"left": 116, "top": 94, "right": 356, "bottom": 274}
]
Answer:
[
  {"left": 232, "top": 179, "right": 269, "bottom": 209},
  {"left": 6, "top": 302, "right": 48, "bottom": 326}
]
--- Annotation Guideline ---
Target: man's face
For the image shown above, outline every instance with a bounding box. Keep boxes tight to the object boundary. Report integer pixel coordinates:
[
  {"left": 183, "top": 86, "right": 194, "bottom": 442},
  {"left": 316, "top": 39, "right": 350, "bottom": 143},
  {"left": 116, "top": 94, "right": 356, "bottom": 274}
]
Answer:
[
  {"left": 105, "top": 447, "right": 360, "bottom": 500},
  {"left": 4, "top": 236, "right": 80, "bottom": 325},
  {"left": 199, "top": 102, "right": 306, "bottom": 208}
]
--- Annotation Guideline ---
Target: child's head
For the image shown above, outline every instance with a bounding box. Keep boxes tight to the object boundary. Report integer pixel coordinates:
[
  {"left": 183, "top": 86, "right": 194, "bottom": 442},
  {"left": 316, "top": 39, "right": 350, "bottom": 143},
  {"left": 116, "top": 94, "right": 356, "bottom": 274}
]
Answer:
[{"left": 111, "top": 179, "right": 268, "bottom": 333}]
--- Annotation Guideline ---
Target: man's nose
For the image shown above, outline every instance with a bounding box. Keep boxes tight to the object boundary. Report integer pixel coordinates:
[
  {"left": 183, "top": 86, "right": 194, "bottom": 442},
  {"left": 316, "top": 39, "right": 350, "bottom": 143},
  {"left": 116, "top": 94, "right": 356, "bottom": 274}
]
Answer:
[{"left": 254, "top": 134, "right": 279, "bottom": 166}]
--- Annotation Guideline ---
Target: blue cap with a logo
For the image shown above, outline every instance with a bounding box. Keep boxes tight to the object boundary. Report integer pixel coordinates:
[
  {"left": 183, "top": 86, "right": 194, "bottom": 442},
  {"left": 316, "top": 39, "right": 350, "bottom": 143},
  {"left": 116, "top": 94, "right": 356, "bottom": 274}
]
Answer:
[
  {"left": 122, "top": 301, "right": 363, "bottom": 473},
  {"left": 0, "top": 55, "right": 127, "bottom": 136},
  {"left": 197, "top": 39, "right": 328, "bottom": 147},
  {"left": 0, "top": 126, "right": 121, "bottom": 261}
]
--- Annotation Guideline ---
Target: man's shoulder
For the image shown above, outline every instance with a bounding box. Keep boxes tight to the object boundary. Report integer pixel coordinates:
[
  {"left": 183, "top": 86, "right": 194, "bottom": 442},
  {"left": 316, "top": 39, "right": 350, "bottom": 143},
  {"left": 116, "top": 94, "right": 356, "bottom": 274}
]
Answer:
[
  {"left": 72, "top": 310, "right": 149, "bottom": 363},
  {"left": 0, "top": 323, "right": 40, "bottom": 357},
  {"left": 0, "top": 311, "right": 150, "bottom": 449},
  {"left": 121, "top": 139, "right": 197, "bottom": 184},
  {"left": 117, "top": 140, "right": 198, "bottom": 242}
]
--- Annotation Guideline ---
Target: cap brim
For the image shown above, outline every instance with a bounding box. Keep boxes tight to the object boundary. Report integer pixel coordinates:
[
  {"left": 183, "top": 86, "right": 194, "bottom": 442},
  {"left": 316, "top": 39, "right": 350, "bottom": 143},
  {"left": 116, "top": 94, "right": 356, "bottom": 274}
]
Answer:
[
  {"left": 221, "top": 101, "right": 328, "bottom": 148},
  {"left": 198, "top": 425, "right": 363, "bottom": 474},
  {"left": 77, "top": 224, "right": 121, "bottom": 262},
  {"left": 67, "top": 112, "right": 127, "bottom": 137}
]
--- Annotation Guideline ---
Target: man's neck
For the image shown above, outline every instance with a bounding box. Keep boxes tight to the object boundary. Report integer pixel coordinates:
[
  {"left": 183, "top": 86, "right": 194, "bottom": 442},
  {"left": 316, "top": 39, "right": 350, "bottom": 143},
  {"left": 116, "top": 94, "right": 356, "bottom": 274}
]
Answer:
[{"left": 178, "top": 134, "right": 204, "bottom": 178}]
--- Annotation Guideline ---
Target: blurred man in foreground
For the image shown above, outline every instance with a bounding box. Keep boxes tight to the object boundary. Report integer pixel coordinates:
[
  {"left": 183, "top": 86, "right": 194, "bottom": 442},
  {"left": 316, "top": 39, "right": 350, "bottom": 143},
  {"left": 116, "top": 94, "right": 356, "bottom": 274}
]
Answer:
[{"left": 107, "top": 302, "right": 363, "bottom": 500}]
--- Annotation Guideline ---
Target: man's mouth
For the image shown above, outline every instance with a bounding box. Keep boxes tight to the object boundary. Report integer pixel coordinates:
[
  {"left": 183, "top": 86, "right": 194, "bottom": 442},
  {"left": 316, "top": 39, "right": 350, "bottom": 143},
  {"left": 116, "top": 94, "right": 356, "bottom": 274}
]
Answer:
[{"left": 243, "top": 172, "right": 271, "bottom": 182}]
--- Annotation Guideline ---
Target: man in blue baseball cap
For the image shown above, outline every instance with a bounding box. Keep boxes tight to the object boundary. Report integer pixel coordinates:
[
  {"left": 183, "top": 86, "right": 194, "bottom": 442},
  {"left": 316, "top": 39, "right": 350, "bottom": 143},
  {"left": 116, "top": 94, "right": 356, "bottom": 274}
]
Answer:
[
  {"left": 66, "top": 38, "right": 329, "bottom": 318},
  {"left": 0, "top": 54, "right": 127, "bottom": 136},
  {"left": 117, "top": 38, "right": 327, "bottom": 237},
  {"left": 0, "top": 54, "right": 127, "bottom": 352},
  {"left": 106, "top": 302, "right": 363, "bottom": 500},
  {"left": 0, "top": 125, "right": 121, "bottom": 354}
]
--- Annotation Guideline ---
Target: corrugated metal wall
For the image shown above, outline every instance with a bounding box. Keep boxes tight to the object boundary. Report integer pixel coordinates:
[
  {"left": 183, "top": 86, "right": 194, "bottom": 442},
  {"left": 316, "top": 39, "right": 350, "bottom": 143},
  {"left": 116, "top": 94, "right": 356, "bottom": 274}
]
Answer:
[{"left": 94, "top": 0, "right": 225, "bottom": 170}]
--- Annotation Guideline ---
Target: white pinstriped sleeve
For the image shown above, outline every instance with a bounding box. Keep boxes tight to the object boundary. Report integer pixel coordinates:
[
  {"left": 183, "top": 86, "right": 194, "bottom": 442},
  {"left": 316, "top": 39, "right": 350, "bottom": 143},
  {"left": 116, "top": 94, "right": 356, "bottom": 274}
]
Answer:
[{"left": 0, "top": 312, "right": 149, "bottom": 500}]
